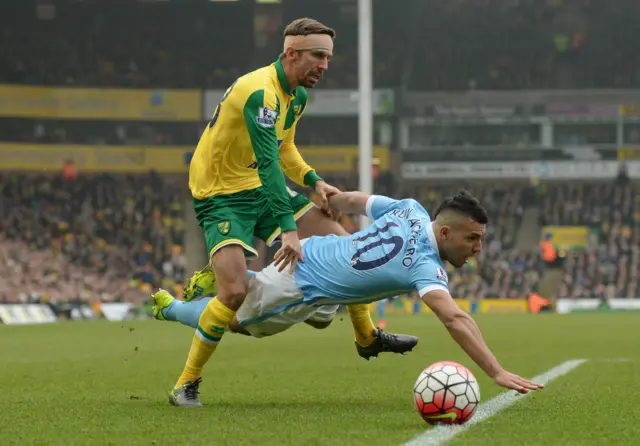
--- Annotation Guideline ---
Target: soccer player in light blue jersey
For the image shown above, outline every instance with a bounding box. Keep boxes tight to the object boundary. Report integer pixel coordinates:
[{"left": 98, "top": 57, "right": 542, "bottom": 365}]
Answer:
[{"left": 155, "top": 190, "right": 543, "bottom": 406}]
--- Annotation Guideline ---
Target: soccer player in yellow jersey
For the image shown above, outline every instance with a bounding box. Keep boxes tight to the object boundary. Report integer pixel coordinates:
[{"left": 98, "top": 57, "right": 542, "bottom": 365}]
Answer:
[{"left": 165, "top": 18, "right": 418, "bottom": 407}]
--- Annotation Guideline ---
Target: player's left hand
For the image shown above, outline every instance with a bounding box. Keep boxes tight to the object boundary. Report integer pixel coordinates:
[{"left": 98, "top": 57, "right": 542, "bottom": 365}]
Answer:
[
  {"left": 274, "top": 230, "right": 304, "bottom": 274},
  {"left": 314, "top": 181, "right": 341, "bottom": 210},
  {"left": 493, "top": 370, "right": 544, "bottom": 394}
]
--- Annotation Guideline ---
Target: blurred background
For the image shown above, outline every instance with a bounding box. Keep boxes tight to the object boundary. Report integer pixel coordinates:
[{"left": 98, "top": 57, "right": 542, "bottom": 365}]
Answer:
[{"left": 1, "top": 0, "right": 639, "bottom": 324}]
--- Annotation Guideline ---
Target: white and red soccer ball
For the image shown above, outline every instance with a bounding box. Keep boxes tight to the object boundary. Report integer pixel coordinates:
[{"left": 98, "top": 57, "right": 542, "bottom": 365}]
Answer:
[{"left": 413, "top": 361, "right": 480, "bottom": 425}]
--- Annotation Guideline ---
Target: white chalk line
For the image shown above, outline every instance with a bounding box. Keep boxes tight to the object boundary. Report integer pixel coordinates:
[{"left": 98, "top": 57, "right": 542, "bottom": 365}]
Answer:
[{"left": 401, "top": 359, "right": 588, "bottom": 446}]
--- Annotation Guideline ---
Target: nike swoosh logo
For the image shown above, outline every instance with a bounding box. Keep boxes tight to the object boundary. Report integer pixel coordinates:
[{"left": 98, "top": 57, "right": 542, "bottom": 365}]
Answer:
[{"left": 427, "top": 412, "right": 457, "bottom": 421}]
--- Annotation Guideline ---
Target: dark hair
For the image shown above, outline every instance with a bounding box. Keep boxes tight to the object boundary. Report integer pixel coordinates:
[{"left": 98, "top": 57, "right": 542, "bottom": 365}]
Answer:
[
  {"left": 433, "top": 190, "right": 488, "bottom": 224},
  {"left": 283, "top": 18, "right": 336, "bottom": 39}
]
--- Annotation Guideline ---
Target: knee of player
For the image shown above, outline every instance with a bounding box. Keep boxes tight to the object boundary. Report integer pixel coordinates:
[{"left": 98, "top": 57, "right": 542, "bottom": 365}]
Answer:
[{"left": 216, "top": 283, "right": 248, "bottom": 308}]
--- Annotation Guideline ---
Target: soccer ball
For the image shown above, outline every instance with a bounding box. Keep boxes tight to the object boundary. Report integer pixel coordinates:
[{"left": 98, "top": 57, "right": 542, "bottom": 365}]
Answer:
[{"left": 413, "top": 361, "right": 480, "bottom": 425}]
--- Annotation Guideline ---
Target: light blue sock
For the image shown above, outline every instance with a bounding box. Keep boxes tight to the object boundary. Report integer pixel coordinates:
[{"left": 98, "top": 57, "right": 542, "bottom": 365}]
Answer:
[
  {"left": 162, "top": 270, "right": 257, "bottom": 329},
  {"left": 163, "top": 298, "right": 212, "bottom": 329}
]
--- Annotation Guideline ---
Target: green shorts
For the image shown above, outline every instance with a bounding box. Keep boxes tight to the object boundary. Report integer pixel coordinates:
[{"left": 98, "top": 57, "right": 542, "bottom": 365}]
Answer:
[{"left": 194, "top": 186, "right": 315, "bottom": 259}]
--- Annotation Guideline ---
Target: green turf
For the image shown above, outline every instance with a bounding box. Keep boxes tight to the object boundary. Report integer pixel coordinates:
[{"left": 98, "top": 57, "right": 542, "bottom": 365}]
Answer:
[{"left": 0, "top": 313, "right": 638, "bottom": 445}]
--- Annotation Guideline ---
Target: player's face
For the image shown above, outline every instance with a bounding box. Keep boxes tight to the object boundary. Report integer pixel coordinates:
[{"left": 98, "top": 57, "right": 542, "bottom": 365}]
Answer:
[
  {"left": 295, "top": 50, "right": 331, "bottom": 88},
  {"left": 441, "top": 219, "right": 485, "bottom": 268}
]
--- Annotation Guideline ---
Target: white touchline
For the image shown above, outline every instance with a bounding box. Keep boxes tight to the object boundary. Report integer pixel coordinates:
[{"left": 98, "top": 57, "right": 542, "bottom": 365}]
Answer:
[{"left": 402, "top": 359, "right": 588, "bottom": 446}]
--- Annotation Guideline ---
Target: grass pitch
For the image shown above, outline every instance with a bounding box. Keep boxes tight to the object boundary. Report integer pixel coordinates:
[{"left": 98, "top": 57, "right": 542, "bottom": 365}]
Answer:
[{"left": 1, "top": 313, "right": 638, "bottom": 445}]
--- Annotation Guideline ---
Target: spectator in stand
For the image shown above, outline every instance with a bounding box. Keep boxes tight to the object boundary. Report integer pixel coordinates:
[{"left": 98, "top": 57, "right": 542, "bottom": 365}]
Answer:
[{"left": 539, "top": 233, "right": 558, "bottom": 267}]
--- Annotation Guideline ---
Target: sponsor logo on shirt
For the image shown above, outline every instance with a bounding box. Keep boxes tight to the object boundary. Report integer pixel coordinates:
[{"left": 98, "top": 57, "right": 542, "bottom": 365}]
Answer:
[
  {"left": 435, "top": 267, "right": 448, "bottom": 283},
  {"left": 256, "top": 107, "right": 277, "bottom": 128}
]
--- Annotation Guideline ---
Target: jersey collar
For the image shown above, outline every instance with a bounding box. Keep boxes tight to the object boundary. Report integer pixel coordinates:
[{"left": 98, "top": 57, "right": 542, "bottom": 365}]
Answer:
[{"left": 274, "top": 59, "right": 294, "bottom": 96}]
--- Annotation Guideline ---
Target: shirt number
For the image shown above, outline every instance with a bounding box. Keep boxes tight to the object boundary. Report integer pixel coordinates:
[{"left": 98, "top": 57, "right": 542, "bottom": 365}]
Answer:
[
  {"left": 208, "top": 81, "right": 237, "bottom": 129},
  {"left": 350, "top": 222, "right": 404, "bottom": 271}
]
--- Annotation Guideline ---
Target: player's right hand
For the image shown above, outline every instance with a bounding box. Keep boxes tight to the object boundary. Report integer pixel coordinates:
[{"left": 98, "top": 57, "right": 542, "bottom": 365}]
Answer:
[
  {"left": 314, "top": 181, "right": 341, "bottom": 210},
  {"left": 274, "top": 231, "right": 304, "bottom": 274},
  {"left": 493, "top": 370, "right": 544, "bottom": 394}
]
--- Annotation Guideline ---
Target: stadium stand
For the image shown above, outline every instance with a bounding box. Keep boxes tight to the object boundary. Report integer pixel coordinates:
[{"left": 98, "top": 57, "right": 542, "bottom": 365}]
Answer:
[
  {"left": 406, "top": 0, "right": 640, "bottom": 90},
  {"left": 542, "top": 181, "right": 640, "bottom": 298},
  {"left": 0, "top": 2, "right": 254, "bottom": 88},
  {"left": 1, "top": 0, "right": 639, "bottom": 311},
  {"left": 3, "top": 1, "right": 639, "bottom": 91},
  {"left": 0, "top": 116, "right": 385, "bottom": 147},
  {"left": 0, "top": 172, "right": 187, "bottom": 303},
  {"left": 0, "top": 0, "right": 404, "bottom": 89}
]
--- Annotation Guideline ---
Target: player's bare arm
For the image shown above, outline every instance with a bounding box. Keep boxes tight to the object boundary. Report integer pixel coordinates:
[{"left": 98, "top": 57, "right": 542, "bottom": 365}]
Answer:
[
  {"left": 327, "top": 191, "right": 371, "bottom": 215},
  {"left": 313, "top": 181, "right": 342, "bottom": 209},
  {"left": 422, "top": 288, "right": 544, "bottom": 394}
]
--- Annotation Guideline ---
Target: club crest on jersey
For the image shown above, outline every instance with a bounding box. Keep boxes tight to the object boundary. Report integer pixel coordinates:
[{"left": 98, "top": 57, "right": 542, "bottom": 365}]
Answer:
[
  {"left": 435, "top": 267, "right": 448, "bottom": 283},
  {"left": 217, "top": 221, "right": 231, "bottom": 235},
  {"left": 256, "top": 107, "right": 277, "bottom": 128}
]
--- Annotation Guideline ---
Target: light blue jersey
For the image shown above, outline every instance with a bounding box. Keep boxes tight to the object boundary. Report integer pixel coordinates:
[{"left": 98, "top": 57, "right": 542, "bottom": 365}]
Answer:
[
  {"left": 159, "top": 195, "right": 450, "bottom": 334},
  {"left": 295, "top": 195, "right": 449, "bottom": 306}
]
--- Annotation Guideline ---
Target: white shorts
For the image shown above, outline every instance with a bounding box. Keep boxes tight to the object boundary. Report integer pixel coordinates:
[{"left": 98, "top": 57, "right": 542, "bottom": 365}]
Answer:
[{"left": 235, "top": 262, "right": 339, "bottom": 338}]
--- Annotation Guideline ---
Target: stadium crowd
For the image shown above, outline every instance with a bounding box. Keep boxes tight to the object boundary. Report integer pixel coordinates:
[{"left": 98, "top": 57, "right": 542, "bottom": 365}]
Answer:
[
  {"left": 2, "top": 0, "right": 639, "bottom": 91},
  {"left": 407, "top": 0, "right": 640, "bottom": 90},
  {"left": 540, "top": 181, "right": 640, "bottom": 299},
  {"left": 0, "top": 172, "right": 187, "bottom": 304},
  {"left": 0, "top": 0, "right": 404, "bottom": 89},
  {"left": 2, "top": 0, "right": 640, "bottom": 307},
  {"left": 2, "top": 169, "right": 639, "bottom": 304}
]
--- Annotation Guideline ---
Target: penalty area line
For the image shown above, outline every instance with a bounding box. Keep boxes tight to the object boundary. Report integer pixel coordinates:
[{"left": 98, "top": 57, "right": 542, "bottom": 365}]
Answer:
[{"left": 401, "top": 359, "right": 588, "bottom": 446}]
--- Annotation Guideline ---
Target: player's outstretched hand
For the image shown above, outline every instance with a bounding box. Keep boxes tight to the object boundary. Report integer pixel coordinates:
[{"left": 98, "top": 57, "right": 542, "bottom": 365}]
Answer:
[
  {"left": 314, "top": 181, "right": 341, "bottom": 210},
  {"left": 274, "top": 231, "right": 304, "bottom": 274},
  {"left": 493, "top": 370, "right": 544, "bottom": 394}
]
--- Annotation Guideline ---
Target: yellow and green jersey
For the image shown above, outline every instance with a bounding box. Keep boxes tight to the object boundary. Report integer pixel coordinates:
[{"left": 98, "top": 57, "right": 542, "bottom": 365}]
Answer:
[{"left": 189, "top": 59, "right": 322, "bottom": 233}]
